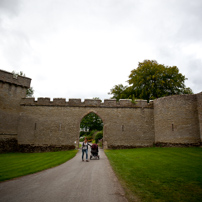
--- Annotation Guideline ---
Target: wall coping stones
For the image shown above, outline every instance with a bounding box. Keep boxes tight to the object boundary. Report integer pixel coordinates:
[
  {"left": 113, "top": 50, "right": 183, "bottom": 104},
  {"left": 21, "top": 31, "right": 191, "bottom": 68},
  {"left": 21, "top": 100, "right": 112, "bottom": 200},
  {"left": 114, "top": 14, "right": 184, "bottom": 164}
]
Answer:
[
  {"left": 20, "top": 97, "right": 154, "bottom": 108},
  {"left": 0, "top": 69, "right": 31, "bottom": 88}
]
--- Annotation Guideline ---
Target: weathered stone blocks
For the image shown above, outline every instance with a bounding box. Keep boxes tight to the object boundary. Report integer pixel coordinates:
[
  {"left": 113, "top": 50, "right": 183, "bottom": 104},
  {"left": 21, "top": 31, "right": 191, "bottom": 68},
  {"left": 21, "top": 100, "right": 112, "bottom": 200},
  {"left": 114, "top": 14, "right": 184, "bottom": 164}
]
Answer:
[
  {"left": 1, "top": 69, "right": 202, "bottom": 152},
  {"left": 53, "top": 98, "right": 66, "bottom": 105},
  {"left": 84, "top": 99, "right": 101, "bottom": 106},
  {"left": 69, "top": 99, "right": 81, "bottom": 106}
]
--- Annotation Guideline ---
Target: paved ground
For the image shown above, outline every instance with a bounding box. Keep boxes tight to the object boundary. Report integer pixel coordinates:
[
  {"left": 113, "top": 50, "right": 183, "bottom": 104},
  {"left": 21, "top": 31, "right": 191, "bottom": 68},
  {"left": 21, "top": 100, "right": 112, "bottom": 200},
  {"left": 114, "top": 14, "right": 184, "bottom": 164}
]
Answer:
[{"left": 0, "top": 148, "right": 128, "bottom": 202}]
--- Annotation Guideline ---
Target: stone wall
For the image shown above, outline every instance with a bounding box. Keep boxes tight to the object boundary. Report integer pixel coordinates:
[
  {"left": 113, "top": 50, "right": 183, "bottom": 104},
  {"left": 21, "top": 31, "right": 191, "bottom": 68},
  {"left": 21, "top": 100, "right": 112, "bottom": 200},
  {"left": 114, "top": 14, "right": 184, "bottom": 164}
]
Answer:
[
  {"left": 1, "top": 69, "right": 201, "bottom": 152},
  {"left": 196, "top": 93, "right": 202, "bottom": 142},
  {"left": 0, "top": 134, "right": 18, "bottom": 153},
  {"left": 154, "top": 94, "right": 201, "bottom": 145},
  {"left": 0, "top": 70, "right": 31, "bottom": 152},
  {"left": 18, "top": 98, "right": 154, "bottom": 150}
]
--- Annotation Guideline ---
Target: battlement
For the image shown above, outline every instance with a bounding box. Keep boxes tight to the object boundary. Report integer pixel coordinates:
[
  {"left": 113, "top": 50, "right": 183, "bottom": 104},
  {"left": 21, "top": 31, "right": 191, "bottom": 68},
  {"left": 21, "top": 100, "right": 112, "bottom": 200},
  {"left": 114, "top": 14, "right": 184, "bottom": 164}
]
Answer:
[
  {"left": 21, "top": 98, "right": 154, "bottom": 108},
  {"left": 0, "top": 69, "right": 31, "bottom": 88}
]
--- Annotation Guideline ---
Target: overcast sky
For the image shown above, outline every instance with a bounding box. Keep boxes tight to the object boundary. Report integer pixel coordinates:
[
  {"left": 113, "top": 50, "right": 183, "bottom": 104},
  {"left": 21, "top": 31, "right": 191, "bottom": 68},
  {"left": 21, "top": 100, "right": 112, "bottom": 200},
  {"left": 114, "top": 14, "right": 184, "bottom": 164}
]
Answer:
[{"left": 0, "top": 0, "right": 202, "bottom": 101}]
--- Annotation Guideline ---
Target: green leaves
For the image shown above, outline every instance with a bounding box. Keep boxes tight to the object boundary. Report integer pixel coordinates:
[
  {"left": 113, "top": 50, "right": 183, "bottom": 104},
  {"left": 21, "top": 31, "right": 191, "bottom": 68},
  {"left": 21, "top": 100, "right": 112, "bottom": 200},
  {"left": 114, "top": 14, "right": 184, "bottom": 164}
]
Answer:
[
  {"left": 109, "top": 60, "right": 193, "bottom": 102},
  {"left": 80, "top": 112, "right": 103, "bottom": 132},
  {"left": 26, "top": 86, "right": 34, "bottom": 97},
  {"left": 108, "top": 84, "right": 129, "bottom": 101}
]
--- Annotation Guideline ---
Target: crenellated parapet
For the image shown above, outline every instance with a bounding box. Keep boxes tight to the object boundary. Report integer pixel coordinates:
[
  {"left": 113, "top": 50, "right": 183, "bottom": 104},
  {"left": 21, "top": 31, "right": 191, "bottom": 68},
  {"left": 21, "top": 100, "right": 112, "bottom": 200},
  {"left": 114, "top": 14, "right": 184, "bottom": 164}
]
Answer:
[
  {"left": 0, "top": 69, "right": 31, "bottom": 88},
  {"left": 21, "top": 97, "right": 154, "bottom": 108}
]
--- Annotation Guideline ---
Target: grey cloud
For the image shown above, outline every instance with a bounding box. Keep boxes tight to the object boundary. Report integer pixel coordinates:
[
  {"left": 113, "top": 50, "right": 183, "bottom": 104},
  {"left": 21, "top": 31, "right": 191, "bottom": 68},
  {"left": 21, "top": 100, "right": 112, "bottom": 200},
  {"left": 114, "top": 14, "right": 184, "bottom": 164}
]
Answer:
[
  {"left": 0, "top": 0, "right": 201, "bottom": 98},
  {"left": 0, "top": 0, "right": 31, "bottom": 69},
  {"left": 175, "top": 1, "right": 202, "bottom": 43},
  {"left": 0, "top": 0, "right": 21, "bottom": 17},
  {"left": 186, "top": 59, "right": 202, "bottom": 92}
]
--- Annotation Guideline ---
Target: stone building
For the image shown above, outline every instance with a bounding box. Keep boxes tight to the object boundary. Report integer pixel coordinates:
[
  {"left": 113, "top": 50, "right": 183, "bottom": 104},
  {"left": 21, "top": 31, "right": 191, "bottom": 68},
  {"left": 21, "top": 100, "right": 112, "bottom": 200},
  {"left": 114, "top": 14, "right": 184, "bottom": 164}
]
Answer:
[{"left": 0, "top": 69, "right": 202, "bottom": 152}]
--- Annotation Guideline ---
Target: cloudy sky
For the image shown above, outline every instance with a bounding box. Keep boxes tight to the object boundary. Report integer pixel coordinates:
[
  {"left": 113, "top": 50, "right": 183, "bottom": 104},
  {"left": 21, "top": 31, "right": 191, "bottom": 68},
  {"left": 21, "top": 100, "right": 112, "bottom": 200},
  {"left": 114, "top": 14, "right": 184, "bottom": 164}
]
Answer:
[{"left": 0, "top": 0, "right": 202, "bottom": 101}]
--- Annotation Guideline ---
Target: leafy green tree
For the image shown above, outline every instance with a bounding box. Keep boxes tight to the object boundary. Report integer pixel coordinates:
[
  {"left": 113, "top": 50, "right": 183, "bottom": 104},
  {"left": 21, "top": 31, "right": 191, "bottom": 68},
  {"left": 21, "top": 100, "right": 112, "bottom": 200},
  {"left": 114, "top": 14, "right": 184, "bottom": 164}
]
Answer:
[
  {"left": 108, "top": 84, "right": 136, "bottom": 101},
  {"left": 12, "top": 71, "right": 34, "bottom": 97},
  {"left": 108, "top": 84, "right": 128, "bottom": 101},
  {"left": 109, "top": 60, "right": 193, "bottom": 102},
  {"left": 80, "top": 112, "right": 103, "bottom": 132}
]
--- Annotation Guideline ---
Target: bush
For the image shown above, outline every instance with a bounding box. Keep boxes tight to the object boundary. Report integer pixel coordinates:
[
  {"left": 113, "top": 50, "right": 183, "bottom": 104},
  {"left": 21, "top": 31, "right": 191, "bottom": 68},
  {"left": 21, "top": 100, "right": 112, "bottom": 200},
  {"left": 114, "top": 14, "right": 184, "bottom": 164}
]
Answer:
[
  {"left": 79, "top": 137, "right": 85, "bottom": 142},
  {"left": 98, "top": 140, "right": 102, "bottom": 148},
  {"left": 95, "top": 131, "right": 103, "bottom": 143},
  {"left": 89, "top": 130, "right": 97, "bottom": 138},
  {"left": 86, "top": 135, "right": 93, "bottom": 142},
  {"left": 80, "top": 131, "right": 90, "bottom": 137}
]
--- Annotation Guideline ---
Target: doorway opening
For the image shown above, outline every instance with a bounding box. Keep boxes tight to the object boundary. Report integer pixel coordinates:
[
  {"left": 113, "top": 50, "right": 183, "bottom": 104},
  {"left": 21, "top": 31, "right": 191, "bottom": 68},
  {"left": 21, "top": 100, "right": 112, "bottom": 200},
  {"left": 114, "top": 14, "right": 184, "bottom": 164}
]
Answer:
[{"left": 79, "top": 112, "right": 103, "bottom": 148}]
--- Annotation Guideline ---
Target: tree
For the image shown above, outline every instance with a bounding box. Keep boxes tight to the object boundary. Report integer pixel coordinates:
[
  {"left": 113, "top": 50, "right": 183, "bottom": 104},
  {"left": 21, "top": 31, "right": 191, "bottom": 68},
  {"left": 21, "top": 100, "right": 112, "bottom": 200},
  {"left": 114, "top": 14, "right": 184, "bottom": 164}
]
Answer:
[
  {"left": 108, "top": 84, "right": 136, "bottom": 101},
  {"left": 108, "top": 84, "right": 128, "bottom": 100},
  {"left": 80, "top": 112, "right": 103, "bottom": 132},
  {"left": 109, "top": 60, "right": 193, "bottom": 102},
  {"left": 12, "top": 71, "right": 34, "bottom": 97}
]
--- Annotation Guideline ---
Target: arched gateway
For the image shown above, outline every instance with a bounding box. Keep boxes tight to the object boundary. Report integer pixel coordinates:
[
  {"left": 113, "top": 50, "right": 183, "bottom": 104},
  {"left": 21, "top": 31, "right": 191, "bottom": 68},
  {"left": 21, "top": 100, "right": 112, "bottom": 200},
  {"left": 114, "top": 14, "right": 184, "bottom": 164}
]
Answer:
[
  {"left": 18, "top": 97, "right": 154, "bottom": 151},
  {"left": 0, "top": 70, "right": 202, "bottom": 152}
]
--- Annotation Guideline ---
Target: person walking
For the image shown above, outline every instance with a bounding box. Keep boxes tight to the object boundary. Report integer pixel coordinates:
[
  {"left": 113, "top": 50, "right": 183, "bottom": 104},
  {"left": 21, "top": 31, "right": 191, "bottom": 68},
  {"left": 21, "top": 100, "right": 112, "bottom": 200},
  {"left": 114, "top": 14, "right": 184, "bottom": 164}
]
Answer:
[{"left": 82, "top": 137, "right": 91, "bottom": 162}]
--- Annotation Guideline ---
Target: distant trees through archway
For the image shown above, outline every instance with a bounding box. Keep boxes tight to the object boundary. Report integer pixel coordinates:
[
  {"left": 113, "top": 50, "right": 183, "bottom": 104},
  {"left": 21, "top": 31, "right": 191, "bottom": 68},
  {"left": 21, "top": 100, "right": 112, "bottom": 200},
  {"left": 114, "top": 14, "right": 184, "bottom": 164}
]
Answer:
[{"left": 80, "top": 112, "right": 103, "bottom": 144}]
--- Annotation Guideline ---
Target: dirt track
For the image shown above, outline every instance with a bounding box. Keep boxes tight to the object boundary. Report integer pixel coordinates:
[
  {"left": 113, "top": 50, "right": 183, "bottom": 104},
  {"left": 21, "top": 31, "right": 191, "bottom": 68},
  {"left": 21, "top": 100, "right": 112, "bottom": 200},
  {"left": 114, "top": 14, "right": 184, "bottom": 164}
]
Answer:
[{"left": 0, "top": 148, "right": 127, "bottom": 202}]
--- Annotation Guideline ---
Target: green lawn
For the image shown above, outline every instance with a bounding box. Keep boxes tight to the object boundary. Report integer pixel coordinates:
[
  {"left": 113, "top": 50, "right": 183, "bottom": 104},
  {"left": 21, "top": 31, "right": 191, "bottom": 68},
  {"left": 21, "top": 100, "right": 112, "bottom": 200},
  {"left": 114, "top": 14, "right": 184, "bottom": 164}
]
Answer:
[
  {"left": 105, "top": 147, "right": 202, "bottom": 202},
  {"left": 0, "top": 150, "right": 77, "bottom": 182}
]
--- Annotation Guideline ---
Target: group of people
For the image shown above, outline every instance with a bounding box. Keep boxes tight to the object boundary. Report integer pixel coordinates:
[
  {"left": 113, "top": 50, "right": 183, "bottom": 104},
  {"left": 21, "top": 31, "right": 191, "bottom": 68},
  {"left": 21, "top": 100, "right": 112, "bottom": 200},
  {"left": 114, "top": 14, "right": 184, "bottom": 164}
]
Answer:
[{"left": 81, "top": 137, "right": 98, "bottom": 162}]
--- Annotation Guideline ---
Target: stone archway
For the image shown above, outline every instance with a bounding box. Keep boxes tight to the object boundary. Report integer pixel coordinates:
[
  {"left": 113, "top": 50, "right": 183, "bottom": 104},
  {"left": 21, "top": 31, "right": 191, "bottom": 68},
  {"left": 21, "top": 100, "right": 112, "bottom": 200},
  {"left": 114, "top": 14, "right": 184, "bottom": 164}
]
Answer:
[{"left": 79, "top": 111, "right": 104, "bottom": 148}]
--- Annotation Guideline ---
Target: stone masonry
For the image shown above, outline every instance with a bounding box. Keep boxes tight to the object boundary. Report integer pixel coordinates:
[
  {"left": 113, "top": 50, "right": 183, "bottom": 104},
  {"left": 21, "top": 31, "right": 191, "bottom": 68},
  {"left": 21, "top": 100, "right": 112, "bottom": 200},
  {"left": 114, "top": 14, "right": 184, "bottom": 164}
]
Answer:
[{"left": 0, "top": 69, "right": 202, "bottom": 152}]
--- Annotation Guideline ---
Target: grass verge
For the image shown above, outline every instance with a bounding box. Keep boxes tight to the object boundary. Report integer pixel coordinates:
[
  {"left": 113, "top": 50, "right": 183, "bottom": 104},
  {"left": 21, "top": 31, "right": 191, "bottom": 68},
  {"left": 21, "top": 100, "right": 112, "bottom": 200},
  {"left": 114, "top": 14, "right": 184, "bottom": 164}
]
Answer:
[
  {"left": 105, "top": 147, "right": 202, "bottom": 202},
  {"left": 0, "top": 150, "right": 77, "bottom": 182}
]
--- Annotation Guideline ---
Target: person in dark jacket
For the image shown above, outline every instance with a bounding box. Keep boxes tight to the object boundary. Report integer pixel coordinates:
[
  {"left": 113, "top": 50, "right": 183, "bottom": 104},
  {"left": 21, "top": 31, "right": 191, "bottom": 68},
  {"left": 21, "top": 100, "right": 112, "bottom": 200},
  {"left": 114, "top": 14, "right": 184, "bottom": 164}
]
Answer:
[{"left": 82, "top": 137, "right": 91, "bottom": 162}]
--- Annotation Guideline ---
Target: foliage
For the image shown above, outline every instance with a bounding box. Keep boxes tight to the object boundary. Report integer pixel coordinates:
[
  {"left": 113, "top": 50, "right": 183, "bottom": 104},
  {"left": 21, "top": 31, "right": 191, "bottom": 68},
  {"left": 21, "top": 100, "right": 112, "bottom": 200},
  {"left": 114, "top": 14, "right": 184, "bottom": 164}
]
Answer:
[
  {"left": 93, "top": 97, "right": 100, "bottom": 100},
  {"left": 80, "top": 131, "right": 90, "bottom": 137},
  {"left": 12, "top": 71, "right": 34, "bottom": 97},
  {"left": 80, "top": 130, "right": 102, "bottom": 143},
  {"left": 79, "top": 136, "right": 85, "bottom": 142},
  {"left": 109, "top": 60, "right": 193, "bottom": 102},
  {"left": 0, "top": 150, "right": 77, "bottom": 182},
  {"left": 26, "top": 87, "right": 34, "bottom": 97},
  {"left": 86, "top": 135, "right": 93, "bottom": 142},
  {"left": 98, "top": 141, "right": 102, "bottom": 148},
  {"left": 89, "top": 130, "right": 97, "bottom": 137},
  {"left": 95, "top": 131, "right": 103, "bottom": 143},
  {"left": 80, "top": 112, "right": 103, "bottom": 132},
  {"left": 80, "top": 134, "right": 94, "bottom": 142},
  {"left": 105, "top": 147, "right": 202, "bottom": 202}
]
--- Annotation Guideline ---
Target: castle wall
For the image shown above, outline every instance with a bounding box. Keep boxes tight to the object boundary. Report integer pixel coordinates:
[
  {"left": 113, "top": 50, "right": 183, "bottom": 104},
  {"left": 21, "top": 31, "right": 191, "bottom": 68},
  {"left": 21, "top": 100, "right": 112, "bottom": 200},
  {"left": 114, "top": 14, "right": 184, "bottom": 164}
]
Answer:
[
  {"left": 18, "top": 98, "right": 155, "bottom": 150},
  {"left": 0, "top": 70, "right": 31, "bottom": 152},
  {"left": 196, "top": 93, "right": 202, "bottom": 142},
  {"left": 1, "top": 69, "right": 201, "bottom": 152},
  {"left": 154, "top": 94, "right": 201, "bottom": 145}
]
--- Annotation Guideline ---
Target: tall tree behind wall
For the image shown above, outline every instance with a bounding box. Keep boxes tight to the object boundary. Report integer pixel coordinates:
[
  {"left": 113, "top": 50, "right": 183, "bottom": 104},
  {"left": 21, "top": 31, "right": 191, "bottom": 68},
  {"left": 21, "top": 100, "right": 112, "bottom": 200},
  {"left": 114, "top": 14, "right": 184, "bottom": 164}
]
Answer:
[{"left": 109, "top": 60, "right": 193, "bottom": 102}]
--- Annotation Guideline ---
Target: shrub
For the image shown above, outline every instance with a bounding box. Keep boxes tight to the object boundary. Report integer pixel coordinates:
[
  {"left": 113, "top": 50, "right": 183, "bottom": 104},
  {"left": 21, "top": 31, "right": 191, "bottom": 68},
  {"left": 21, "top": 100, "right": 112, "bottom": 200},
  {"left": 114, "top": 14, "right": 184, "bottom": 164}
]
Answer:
[
  {"left": 95, "top": 131, "right": 103, "bottom": 143},
  {"left": 98, "top": 140, "right": 103, "bottom": 148},
  {"left": 86, "top": 135, "right": 93, "bottom": 142},
  {"left": 79, "top": 137, "right": 85, "bottom": 142},
  {"left": 80, "top": 131, "right": 90, "bottom": 137},
  {"left": 89, "top": 130, "right": 97, "bottom": 138}
]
